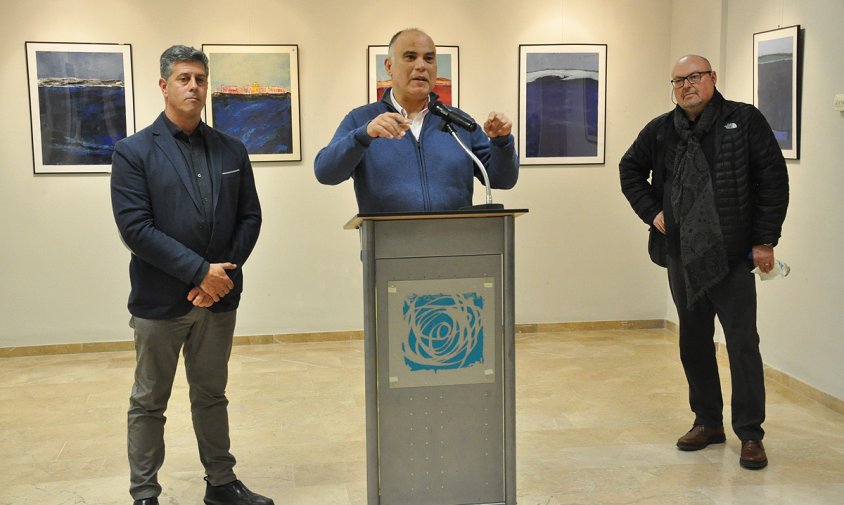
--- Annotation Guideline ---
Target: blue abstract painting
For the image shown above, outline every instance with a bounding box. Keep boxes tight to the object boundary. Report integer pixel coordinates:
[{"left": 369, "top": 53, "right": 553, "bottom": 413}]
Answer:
[
  {"left": 754, "top": 25, "right": 799, "bottom": 159},
  {"left": 212, "top": 93, "right": 293, "bottom": 154},
  {"left": 204, "top": 45, "right": 301, "bottom": 162},
  {"left": 757, "top": 37, "right": 794, "bottom": 149},
  {"left": 519, "top": 45, "right": 606, "bottom": 165},
  {"left": 401, "top": 292, "right": 485, "bottom": 372},
  {"left": 26, "top": 43, "right": 135, "bottom": 173}
]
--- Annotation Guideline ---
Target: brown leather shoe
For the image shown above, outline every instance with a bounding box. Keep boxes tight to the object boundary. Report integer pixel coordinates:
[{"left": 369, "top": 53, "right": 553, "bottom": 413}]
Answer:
[
  {"left": 740, "top": 440, "right": 768, "bottom": 469},
  {"left": 676, "top": 425, "right": 726, "bottom": 451}
]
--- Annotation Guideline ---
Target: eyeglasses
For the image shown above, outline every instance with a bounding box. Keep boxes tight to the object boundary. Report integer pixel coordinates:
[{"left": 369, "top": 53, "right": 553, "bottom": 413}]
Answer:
[{"left": 670, "top": 71, "right": 712, "bottom": 89}]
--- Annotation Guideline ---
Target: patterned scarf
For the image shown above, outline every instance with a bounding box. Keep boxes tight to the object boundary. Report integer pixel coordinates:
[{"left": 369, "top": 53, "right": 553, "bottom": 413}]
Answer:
[{"left": 671, "top": 96, "right": 728, "bottom": 307}]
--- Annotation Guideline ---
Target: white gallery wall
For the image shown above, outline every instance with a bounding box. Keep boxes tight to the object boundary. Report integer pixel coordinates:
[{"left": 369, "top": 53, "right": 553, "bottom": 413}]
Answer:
[
  {"left": 718, "top": 0, "right": 844, "bottom": 401},
  {"left": 668, "top": 0, "right": 844, "bottom": 401},
  {"left": 0, "top": 0, "right": 841, "bottom": 400}
]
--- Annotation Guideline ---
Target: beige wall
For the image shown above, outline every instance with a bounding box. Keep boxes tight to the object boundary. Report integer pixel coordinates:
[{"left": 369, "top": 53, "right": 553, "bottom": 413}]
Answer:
[
  {"left": 0, "top": 0, "right": 671, "bottom": 347},
  {"left": 667, "top": 0, "right": 844, "bottom": 400},
  {"left": 1, "top": 0, "right": 841, "bottom": 400},
  {"left": 718, "top": 0, "right": 844, "bottom": 401}
]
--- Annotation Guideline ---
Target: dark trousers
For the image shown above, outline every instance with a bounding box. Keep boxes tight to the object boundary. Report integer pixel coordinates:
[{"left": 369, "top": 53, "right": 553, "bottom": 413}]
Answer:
[
  {"left": 667, "top": 255, "right": 766, "bottom": 441},
  {"left": 127, "top": 307, "right": 238, "bottom": 500}
]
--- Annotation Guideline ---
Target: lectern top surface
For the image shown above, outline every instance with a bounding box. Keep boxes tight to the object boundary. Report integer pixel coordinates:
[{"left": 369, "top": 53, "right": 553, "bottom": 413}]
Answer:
[{"left": 343, "top": 208, "right": 529, "bottom": 230}]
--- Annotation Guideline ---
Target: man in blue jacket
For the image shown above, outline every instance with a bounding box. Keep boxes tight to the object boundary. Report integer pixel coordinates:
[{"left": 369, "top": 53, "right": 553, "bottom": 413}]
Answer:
[
  {"left": 111, "top": 45, "right": 271, "bottom": 505},
  {"left": 315, "top": 28, "right": 519, "bottom": 212}
]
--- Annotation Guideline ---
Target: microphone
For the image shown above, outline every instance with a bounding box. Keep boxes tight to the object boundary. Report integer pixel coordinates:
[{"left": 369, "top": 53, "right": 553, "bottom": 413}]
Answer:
[
  {"left": 428, "top": 100, "right": 478, "bottom": 132},
  {"left": 430, "top": 101, "right": 504, "bottom": 210}
]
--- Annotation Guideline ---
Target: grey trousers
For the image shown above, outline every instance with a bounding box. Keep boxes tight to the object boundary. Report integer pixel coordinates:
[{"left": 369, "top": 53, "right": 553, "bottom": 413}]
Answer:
[{"left": 128, "top": 307, "right": 238, "bottom": 500}]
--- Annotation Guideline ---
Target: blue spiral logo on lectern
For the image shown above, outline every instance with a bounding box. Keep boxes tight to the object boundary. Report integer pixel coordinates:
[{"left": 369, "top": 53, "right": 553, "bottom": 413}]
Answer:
[{"left": 401, "top": 293, "right": 484, "bottom": 372}]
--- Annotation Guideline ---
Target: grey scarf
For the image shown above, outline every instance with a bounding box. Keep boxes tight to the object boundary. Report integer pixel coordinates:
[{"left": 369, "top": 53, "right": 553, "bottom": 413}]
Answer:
[{"left": 671, "top": 97, "right": 728, "bottom": 307}]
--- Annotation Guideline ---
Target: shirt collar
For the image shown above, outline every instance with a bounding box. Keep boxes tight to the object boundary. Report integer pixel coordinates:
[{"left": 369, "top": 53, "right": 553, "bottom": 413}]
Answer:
[
  {"left": 388, "top": 89, "right": 430, "bottom": 119},
  {"left": 162, "top": 113, "right": 205, "bottom": 139}
]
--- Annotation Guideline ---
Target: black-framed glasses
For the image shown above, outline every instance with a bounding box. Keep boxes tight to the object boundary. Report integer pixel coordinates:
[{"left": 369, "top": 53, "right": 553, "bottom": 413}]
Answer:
[{"left": 670, "top": 71, "right": 712, "bottom": 89}]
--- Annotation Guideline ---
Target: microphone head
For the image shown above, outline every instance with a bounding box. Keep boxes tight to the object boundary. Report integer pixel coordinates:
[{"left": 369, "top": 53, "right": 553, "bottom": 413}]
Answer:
[
  {"left": 428, "top": 100, "right": 477, "bottom": 131},
  {"left": 428, "top": 100, "right": 447, "bottom": 117}
]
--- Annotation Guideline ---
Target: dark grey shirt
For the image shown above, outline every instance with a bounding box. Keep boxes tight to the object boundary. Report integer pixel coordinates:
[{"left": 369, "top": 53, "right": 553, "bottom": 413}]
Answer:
[{"left": 163, "top": 116, "right": 214, "bottom": 228}]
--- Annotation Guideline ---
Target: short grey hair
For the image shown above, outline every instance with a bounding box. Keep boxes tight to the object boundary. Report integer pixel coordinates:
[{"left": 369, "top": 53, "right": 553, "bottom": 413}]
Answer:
[{"left": 160, "top": 45, "right": 208, "bottom": 79}]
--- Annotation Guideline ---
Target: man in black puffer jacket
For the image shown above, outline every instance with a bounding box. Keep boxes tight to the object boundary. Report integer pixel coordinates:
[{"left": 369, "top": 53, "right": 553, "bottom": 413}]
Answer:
[{"left": 620, "top": 54, "right": 788, "bottom": 470}]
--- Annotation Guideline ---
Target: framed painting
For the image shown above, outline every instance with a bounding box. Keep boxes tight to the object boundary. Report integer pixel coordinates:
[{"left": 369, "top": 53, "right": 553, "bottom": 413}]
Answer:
[
  {"left": 202, "top": 44, "right": 301, "bottom": 162},
  {"left": 367, "top": 45, "right": 459, "bottom": 107},
  {"left": 753, "top": 25, "right": 800, "bottom": 159},
  {"left": 25, "top": 42, "right": 135, "bottom": 174},
  {"left": 518, "top": 44, "right": 607, "bottom": 165}
]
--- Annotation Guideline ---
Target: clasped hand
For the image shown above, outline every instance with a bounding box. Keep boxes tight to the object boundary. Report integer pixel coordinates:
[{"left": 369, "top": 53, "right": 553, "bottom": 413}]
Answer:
[{"left": 187, "top": 262, "right": 237, "bottom": 307}]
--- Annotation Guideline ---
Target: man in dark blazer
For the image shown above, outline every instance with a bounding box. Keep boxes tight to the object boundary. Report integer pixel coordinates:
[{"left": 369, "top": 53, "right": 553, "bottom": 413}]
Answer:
[{"left": 111, "top": 45, "right": 271, "bottom": 505}]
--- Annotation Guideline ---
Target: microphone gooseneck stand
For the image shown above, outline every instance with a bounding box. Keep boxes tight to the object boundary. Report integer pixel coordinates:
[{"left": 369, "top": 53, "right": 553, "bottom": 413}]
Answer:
[{"left": 440, "top": 121, "right": 505, "bottom": 210}]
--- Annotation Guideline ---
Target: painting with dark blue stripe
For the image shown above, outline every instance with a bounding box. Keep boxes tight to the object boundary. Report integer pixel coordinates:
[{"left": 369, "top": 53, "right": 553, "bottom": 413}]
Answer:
[
  {"left": 519, "top": 45, "right": 606, "bottom": 165},
  {"left": 757, "top": 37, "right": 794, "bottom": 150},
  {"left": 754, "top": 25, "right": 799, "bottom": 160},
  {"left": 26, "top": 43, "right": 134, "bottom": 173}
]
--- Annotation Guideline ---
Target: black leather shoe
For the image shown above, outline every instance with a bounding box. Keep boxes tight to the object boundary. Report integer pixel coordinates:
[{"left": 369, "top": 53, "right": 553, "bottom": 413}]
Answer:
[
  {"left": 133, "top": 499, "right": 158, "bottom": 505},
  {"left": 204, "top": 479, "right": 274, "bottom": 505},
  {"left": 740, "top": 439, "right": 768, "bottom": 469},
  {"left": 676, "top": 425, "right": 726, "bottom": 451}
]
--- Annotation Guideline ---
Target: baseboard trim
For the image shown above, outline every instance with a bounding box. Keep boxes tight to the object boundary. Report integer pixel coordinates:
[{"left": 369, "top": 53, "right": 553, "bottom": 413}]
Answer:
[
  {"left": 707, "top": 329, "right": 844, "bottom": 416},
  {"left": 763, "top": 364, "right": 844, "bottom": 415},
  {"left": 232, "top": 330, "right": 365, "bottom": 346},
  {"left": 3, "top": 320, "right": 841, "bottom": 414},
  {"left": 0, "top": 330, "right": 366, "bottom": 358},
  {"left": 0, "top": 320, "right": 667, "bottom": 358},
  {"left": 515, "top": 319, "right": 667, "bottom": 333}
]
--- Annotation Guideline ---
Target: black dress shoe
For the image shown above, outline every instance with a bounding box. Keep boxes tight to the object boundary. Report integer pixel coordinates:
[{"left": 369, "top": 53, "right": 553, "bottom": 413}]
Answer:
[
  {"left": 204, "top": 479, "right": 274, "bottom": 505},
  {"left": 740, "top": 439, "right": 768, "bottom": 469},
  {"left": 676, "top": 425, "right": 726, "bottom": 451},
  {"left": 133, "top": 498, "right": 158, "bottom": 505}
]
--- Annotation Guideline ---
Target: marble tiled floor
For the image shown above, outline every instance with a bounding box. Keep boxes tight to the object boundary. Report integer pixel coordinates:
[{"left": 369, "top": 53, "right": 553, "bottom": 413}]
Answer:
[{"left": 1, "top": 329, "right": 843, "bottom": 505}]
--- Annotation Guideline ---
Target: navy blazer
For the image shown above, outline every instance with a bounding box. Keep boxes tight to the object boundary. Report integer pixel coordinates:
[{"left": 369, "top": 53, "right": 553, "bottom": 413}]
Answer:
[{"left": 111, "top": 113, "right": 262, "bottom": 319}]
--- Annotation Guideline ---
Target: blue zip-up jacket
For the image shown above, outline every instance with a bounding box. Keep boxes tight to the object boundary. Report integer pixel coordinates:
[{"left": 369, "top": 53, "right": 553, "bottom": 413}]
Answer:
[{"left": 314, "top": 90, "right": 519, "bottom": 213}]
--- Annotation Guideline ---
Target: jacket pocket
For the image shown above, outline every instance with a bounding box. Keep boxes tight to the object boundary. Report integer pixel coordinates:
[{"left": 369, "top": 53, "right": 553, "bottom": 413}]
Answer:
[{"left": 648, "top": 227, "right": 667, "bottom": 268}]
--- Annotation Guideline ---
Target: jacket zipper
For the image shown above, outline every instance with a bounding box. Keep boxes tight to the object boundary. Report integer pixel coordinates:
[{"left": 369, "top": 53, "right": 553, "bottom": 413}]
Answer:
[{"left": 415, "top": 125, "right": 431, "bottom": 211}]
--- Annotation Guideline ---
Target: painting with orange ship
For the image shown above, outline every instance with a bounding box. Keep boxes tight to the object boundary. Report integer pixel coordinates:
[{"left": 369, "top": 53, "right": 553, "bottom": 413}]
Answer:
[{"left": 202, "top": 44, "right": 301, "bottom": 162}]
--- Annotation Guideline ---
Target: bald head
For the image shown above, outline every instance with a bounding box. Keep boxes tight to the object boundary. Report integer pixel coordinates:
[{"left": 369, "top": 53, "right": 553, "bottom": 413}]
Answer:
[
  {"left": 671, "top": 54, "right": 717, "bottom": 120},
  {"left": 387, "top": 28, "right": 433, "bottom": 58},
  {"left": 674, "top": 54, "right": 712, "bottom": 73}
]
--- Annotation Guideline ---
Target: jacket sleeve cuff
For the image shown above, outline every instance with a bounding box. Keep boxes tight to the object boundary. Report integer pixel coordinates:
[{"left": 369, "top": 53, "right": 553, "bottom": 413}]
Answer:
[
  {"left": 191, "top": 261, "right": 210, "bottom": 286},
  {"left": 354, "top": 125, "right": 375, "bottom": 147},
  {"left": 490, "top": 134, "right": 514, "bottom": 147}
]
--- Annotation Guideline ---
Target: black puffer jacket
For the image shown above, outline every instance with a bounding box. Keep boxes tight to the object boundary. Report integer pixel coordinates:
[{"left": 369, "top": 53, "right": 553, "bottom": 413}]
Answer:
[{"left": 620, "top": 91, "right": 789, "bottom": 263}]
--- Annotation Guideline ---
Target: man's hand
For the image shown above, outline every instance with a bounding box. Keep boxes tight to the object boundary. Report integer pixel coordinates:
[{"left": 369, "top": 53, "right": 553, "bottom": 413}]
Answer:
[
  {"left": 187, "top": 286, "right": 214, "bottom": 308},
  {"left": 366, "top": 112, "right": 410, "bottom": 139},
  {"left": 199, "top": 262, "right": 236, "bottom": 302},
  {"left": 483, "top": 112, "right": 512, "bottom": 138},
  {"left": 653, "top": 211, "right": 666, "bottom": 234},
  {"left": 752, "top": 244, "right": 775, "bottom": 273}
]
